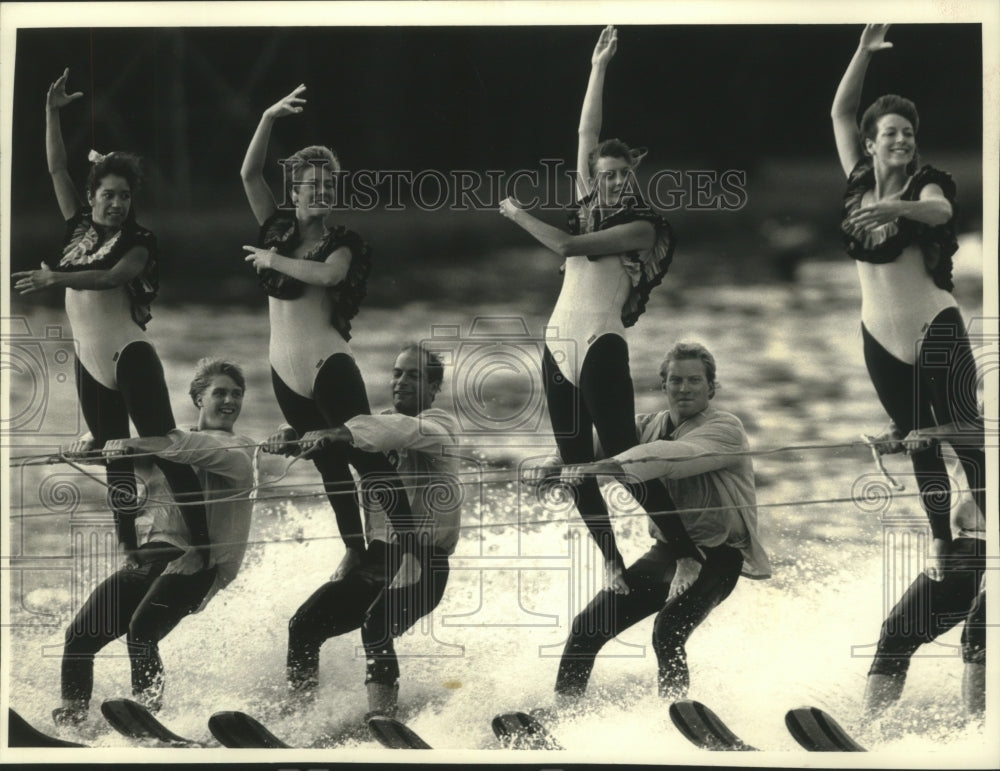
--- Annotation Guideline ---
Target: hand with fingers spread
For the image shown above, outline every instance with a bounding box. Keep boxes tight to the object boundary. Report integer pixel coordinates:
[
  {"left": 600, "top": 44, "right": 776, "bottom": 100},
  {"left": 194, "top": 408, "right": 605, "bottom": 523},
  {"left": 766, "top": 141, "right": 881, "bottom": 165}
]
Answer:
[
  {"left": 12, "top": 263, "right": 55, "bottom": 295},
  {"left": 264, "top": 83, "right": 307, "bottom": 120},
  {"left": 46, "top": 68, "right": 84, "bottom": 111},
  {"left": 858, "top": 23, "right": 893, "bottom": 54},
  {"left": 591, "top": 24, "right": 618, "bottom": 68},
  {"left": 243, "top": 245, "right": 279, "bottom": 273}
]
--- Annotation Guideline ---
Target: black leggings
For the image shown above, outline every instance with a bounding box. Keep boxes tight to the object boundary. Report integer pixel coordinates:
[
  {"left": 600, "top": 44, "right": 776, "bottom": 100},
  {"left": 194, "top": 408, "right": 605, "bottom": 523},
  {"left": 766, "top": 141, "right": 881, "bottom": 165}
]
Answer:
[
  {"left": 271, "top": 355, "right": 417, "bottom": 552},
  {"left": 61, "top": 541, "right": 216, "bottom": 705},
  {"left": 543, "top": 335, "right": 699, "bottom": 571},
  {"left": 556, "top": 540, "right": 743, "bottom": 699},
  {"left": 863, "top": 307, "right": 985, "bottom": 540},
  {"left": 76, "top": 342, "right": 209, "bottom": 552},
  {"left": 869, "top": 537, "right": 985, "bottom": 676},
  {"left": 286, "top": 540, "right": 450, "bottom": 689}
]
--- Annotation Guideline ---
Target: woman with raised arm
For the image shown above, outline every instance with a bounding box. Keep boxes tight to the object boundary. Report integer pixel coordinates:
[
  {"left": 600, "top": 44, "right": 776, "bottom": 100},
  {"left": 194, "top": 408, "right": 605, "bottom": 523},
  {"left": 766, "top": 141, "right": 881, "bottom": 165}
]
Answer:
[
  {"left": 499, "top": 26, "right": 700, "bottom": 649},
  {"left": 831, "top": 24, "right": 986, "bottom": 719},
  {"left": 14, "top": 72, "right": 212, "bottom": 724},
  {"left": 241, "top": 86, "right": 419, "bottom": 668}
]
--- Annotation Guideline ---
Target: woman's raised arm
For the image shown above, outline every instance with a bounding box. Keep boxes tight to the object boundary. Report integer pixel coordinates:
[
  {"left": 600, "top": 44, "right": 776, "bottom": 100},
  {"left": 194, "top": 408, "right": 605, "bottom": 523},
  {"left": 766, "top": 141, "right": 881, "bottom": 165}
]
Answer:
[
  {"left": 241, "top": 84, "right": 307, "bottom": 225},
  {"left": 831, "top": 24, "right": 893, "bottom": 177},
  {"left": 46, "top": 68, "right": 83, "bottom": 220},
  {"left": 576, "top": 25, "right": 617, "bottom": 201}
]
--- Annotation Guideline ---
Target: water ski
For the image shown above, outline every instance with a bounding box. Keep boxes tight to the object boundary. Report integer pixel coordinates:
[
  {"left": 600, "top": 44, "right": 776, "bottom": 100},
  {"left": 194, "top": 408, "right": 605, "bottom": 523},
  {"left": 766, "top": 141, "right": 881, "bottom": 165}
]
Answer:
[
  {"left": 785, "top": 706, "right": 866, "bottom": 752},
  {"left": 668, "top": 699, "right": 757, "bottom": 751}
]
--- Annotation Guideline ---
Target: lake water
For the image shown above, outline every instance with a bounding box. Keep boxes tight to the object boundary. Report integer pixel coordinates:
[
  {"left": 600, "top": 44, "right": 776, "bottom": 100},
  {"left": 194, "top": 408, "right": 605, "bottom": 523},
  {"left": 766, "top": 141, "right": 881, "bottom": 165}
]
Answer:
[{"left": 3, "top": 238, "right": 993, "bottom": 763}]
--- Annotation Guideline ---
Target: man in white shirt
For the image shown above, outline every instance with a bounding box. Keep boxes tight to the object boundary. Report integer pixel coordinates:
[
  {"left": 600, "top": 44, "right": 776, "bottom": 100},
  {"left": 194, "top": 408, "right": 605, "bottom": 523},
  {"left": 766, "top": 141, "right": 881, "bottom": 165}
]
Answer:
[
  {"left": 55, "top": 358, "right": 255, "bottom": 726},
  {"left": 272, "top": 343, "right": 461, "bottom": 720}
]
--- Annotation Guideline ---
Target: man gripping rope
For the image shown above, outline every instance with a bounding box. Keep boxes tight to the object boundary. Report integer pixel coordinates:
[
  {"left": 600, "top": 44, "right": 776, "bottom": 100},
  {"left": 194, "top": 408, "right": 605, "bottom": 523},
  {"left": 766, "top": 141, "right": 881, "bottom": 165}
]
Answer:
[
  {"left": 271, "top": 342, "right": 461, "bottom": 719},
  {"left": 539, "top": 341, "right": 770, "bottom": 705},
  {"left": 55, "top": 358, "right": 256, "bottom": 726}
]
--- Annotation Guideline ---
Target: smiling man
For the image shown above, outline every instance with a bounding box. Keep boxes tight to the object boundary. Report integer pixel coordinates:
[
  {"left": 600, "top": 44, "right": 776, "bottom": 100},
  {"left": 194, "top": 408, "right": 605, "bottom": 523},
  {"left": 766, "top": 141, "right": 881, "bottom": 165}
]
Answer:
[
  {"left": 55, "top": 358, "right": 256, "bottom": 726},
  {"left": 554, "top": 341, "right": 771, "bottom": 704},
  {"left": 275, "top": 342, "right": 461, "bottom": 720}
]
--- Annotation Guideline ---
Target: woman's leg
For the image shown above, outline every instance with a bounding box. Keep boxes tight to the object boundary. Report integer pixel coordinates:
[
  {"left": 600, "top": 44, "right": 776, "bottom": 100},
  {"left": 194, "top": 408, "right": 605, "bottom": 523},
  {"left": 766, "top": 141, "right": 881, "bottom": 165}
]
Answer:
[
  {"left": 863, "top": 326, "right": 952, "bottom": 540},
  {"left": 74, "top": 358, "right": 139, "bottom": 548},
  {"left": 116, "top": 342, "right": 210, "bottom": 555},
  {"left": 543, "top": 345, "right": 627, "bottom": 566},
  {"left": 918, "top": 307, "right": 986, "bottom": 517},
  {"left": 271, "top": 366, "right": 366, "bottom": 551},
  {"left": 579, "top": 335, "right": 700, "bottom": 560},
  {"left": 314, "top": 355, "right": 419, "bottom": 542},
  {"left": 555, "top": 542, "right": 673, "bottom": 699},
  {"left": 286, "top": 543, "right": 390, "bottom": 692}
]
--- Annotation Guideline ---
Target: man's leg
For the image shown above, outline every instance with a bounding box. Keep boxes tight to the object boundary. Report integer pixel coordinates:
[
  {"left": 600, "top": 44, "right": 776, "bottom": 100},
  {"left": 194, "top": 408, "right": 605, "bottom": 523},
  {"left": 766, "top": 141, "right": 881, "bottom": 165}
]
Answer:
[
  {"left": 126, "top": 568, "right": 215, "bottom": 711},
  {"left": 555, "top": 542, "right": 673, "bottom": 701},
  {"left": 864, "top": 538, "right": 984, "bottom": 717},
  {"left": 360, "top": 545, "right": 448, "bottom": 717},
  {"left": 650, "top": 545, "right": 742, "bottom": 699}
]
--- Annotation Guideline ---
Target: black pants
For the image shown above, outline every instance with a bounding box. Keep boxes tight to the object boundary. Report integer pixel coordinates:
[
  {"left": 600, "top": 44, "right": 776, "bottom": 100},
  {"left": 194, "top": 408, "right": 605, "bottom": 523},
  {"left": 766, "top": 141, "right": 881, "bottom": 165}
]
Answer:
[
  {"left": 863, "top": 307, "right": 986, "bottom": 539},
  {"left": 286, "top": 540, "right": 450, "bottom": 689},
  {"left": 272, "top": 354, "right": 417, "bottom": 552},
  {"left": 556, "top": 540, "right": 743, "bottom": 699},
  {"left": 61, "top": 542, "right": 216, "bottom": 704},
  {"left": 543, "top": 336, "right": 698, "bottom": 570},
  {"left": 869, "top": 537, "right": 986, "bottom": 676},
  {"left": 76, "top": 341, "right": 209, "bottom": 551}
]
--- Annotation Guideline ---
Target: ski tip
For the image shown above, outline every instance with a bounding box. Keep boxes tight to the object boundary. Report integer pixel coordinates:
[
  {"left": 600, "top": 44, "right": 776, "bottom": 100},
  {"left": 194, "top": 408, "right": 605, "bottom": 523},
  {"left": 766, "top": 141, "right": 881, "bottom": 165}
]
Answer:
[
  {"left": 9, "top": 707, "right": 87, "bottom": 748},
  {"left": 785, "top": 706, "right": 866, "bottom": 752},
  {"left": 668, "top": 699, "right": 757, "bottom": 752},
  {"left": 366, "top": 715, "right": 432, "bottom": 749},
  {"left": 208, "top": 710, "right": 291, "bottom": 749}
]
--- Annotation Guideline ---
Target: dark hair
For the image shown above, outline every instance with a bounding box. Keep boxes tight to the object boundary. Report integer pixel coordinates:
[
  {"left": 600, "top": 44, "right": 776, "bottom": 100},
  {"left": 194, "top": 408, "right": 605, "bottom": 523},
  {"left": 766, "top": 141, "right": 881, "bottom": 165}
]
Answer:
[
  {"left": 189, "top": 357, "right": 246, "bottom": 406},
  {"left": 860, "top": 95, "right": 921, "bottom": 173},
  {"left": 86, "top": 152, "right": 143, "bottom": 199},
  {"left": 659, "top": 341, "right": 718, "bottom": 397},
  {"left": 398, "top": 342, "right": 445, "bottom": 388},
  {"left": 587, "top": 138, "right": 648, "bottom": 178}
]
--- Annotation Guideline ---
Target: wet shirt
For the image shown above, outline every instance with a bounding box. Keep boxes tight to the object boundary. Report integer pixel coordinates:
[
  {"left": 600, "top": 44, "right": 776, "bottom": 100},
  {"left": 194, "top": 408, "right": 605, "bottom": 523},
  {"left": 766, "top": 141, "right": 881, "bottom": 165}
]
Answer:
[
  {"left": 614, "top": 406, "right": 771, "bottom": 579},
  {"left": 135, "top": 429, "right": 256, "bottom": 602},
  {"left": 345, "top": 408, "right": 462, "bottom": 555}
]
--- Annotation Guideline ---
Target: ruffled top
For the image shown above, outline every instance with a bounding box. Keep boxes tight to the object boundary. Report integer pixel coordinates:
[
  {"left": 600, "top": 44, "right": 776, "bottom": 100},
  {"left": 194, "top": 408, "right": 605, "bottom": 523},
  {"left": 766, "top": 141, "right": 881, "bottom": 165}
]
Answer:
[
  {"left": 567, "top": 193, "right": 675, "bottom": 327},
  {"left": 257, "top": 210, "right": 372, "bottom": 341},
  {"left": 57, "top": 207, "right": 159, "bottom": 329},
  {"left": 841, "top": 159, "right": 958, "bottom": 292}
]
